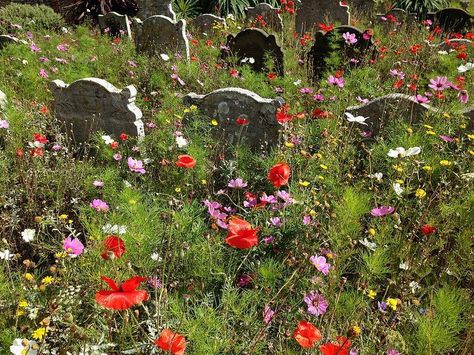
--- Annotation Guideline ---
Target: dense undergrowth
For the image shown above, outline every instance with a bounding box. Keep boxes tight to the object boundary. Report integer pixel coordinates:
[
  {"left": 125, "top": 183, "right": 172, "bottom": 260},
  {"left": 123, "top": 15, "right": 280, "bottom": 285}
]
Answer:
[{"left": 0, "top": 2, "right": 473, "bottom": 354}]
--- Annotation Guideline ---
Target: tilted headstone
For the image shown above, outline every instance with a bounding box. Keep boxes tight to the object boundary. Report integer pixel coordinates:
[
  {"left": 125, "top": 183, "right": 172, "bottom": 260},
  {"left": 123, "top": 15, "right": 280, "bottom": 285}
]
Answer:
[
  {"left": 377, "top": 8, "right": 417, "bottom": 26},
  {"left": 98, "top": 11, "right": 132, "bottom": 38},
  {"left": 183, "top": 88, "right": 284, "bottom": 151},
  {"left": 0, "top": 90, "right": 6, "bottom": 111},
  {"left": 345, "top": 94, "right": 439, "bottom": 137},
  {"left": 308, "top": 26, "right": 375, "bottom": 81},
  {"left": 136, "top": 0, "right": 176, "bottom": 21},
  {"left": 191, "top": 14, "right": 226, "bottom": 34},
  {"left": 427, "top": 8, "right": 473, "bottom": 33},
  {"left": 245, "top": 3, "right": 283, "bottom": 33},
  {"left": 0, "top": 35, "right": 19, "bottom": 50},
  {"left": 296, "top": 0, "right": 350, "bottom": 34},
  {"left": 221, "top": 28, "right": 284, "bottom": 76},
  {"left": 49, "top": 78, "right": 144, "bottom": 144},
  {"left": 135, "top": 16, "right": 189, "bottom": 61}
]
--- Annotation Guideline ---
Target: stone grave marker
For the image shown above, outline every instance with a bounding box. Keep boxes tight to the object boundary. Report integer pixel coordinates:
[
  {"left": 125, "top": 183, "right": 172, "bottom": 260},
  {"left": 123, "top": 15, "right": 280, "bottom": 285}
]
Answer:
[
  {"left": 308, "top": 25, "right": 375, "bottom": 81},
  {"left": 98, "top": 11, "right": 132, "bottom": 38},
  {"left": 191, "top": 14, "right": 226, "bottom": 34},
  {"left": 49, "top": 78, "right": 144, "bottom": 144},
  {"left": 349, "top": 0, "right": 375, "bottom": 13},
  {"left": 135, "top": 15, "right": 189, "bottom": 61},
  {"left": 296, "top": 0, "right": 350, "bottom": 34},
  {"left": 136, "top": 0, "right": 176, "bottom": 21},
  {"left": 221, "top": 28, "right": 284, "bottom": 76},
  {"left": 183, "top": 88, "right": 284, "bottom": 151},
  {"left": 245, "top": 3, "right": 283, "bottom": 33},
  {"left": 345, "top": 94, "right": 440, "bottom": 137},
  {"left": 0, "top": 35, "right": 19, "bottom": 50},
  {"left": 427, "top": 8, "right": 473, "bottom": 33}
]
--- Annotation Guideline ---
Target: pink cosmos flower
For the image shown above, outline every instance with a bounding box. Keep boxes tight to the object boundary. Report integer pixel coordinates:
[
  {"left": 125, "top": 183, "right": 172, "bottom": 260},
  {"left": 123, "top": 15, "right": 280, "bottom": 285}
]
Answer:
[
  {"left": 52, "top": 144, "right": 62, "bottom": 151},
  {"left": 113, "top": 153, "right": 122, "bottom": 161},
  {"left": 310, "top": 255, "right": 330, "bottom": 275},
  {"left": 269, "top": 217, "right": 282, "bottom": 228},
  {"left": 56, "top": 43, "right": 69, "bottom": 52},
  {"left": 63, "top": 236, "right": 84, "bottom": 257},
  {"left": 414, "top": 94, "right": 430, "bottom": 104},
  {"left": 371, "top": 206, "right": 395, "bottom": 217},
  {"left": 327, "top": 75, "right": 345, "bottom": 88},
  {"left": 313, "top": 93, "right": 324, "bottom": 101},
  {"left": 30, "top": 43, "right": 41, "bottom": 52},
  {"left": 93, "top": 180, "right": 104, "bottom": 187},
  {"left": 389, "top": 69, "right": 405, "bottom": 79},
  {"left": 458, "top": 90, "right": 468, "bottom": 104},
  {"left": 90, "top": 199, "right": 109, "bottom": 212},
  {"left": 300, "top": 87, "right": 313, "bottom": 94},
  {"left": 263, "top": 305, "right": 275, "bottom": 324},
  {"left": 0, "top": 120, "right": 9, "bottom": 129},
  {"left": 127, "top": 157, "right": 146, "bottom": 174},
  {"left": 228, "top": 178, "right": 248, "bottom": 189},
  {"left": 39, "top": 69, "right": 48, "bottom": 78},
  {"left": 428, "top": 76, "right": 450, "bottom": 91},
  {"left": 439, "top": 135, "right": 454, "bottom": 142},
  {"left": 304, "top": 292, "right": 328, "bottom": 316},
  {"left": 342, "top": 32, "right": 358, "bottom": 45}
]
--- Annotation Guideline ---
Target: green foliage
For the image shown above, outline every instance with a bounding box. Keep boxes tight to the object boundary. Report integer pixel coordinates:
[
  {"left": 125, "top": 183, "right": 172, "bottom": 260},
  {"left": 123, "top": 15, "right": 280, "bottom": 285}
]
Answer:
[
  {"left": 173, "top": 0, "right": 201, "bottom": 18},
  {"left": 0, "top": 3, "right": 64, "bottom": 34},
  {"left": 393, "top": 0, "right": 449, "bottom": 15}
]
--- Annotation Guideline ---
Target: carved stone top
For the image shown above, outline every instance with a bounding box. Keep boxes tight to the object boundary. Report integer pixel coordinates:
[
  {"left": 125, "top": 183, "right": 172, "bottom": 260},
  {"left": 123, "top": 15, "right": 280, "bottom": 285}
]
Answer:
[
  {"left": 245, "top": 3, "right": 283, "bottom": 32},
  {"left": 136, "top": 0, "right": 176, "bottom": 21},
  {"left": 0, "top": 35, "right": 19, "bottom": 50},
  {"left": 427, "top": 8, "right": 473, "bottom": 33},
  {"left": 98, "top": 11, "right": 132, "bottom": 38},
  {"left": 191, "top": 14, "right": 226, "bottom": 34}
]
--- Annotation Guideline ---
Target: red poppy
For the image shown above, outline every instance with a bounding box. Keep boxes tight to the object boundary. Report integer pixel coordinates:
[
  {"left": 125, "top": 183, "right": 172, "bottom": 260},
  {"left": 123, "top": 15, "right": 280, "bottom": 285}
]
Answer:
[
  {"left": 276, "top": 104, "right": 294, "bottom": 124},
  {"left": 421, "top": 224, "right": 436, "bottom": 236},
  {"left": 175, "top": 155, "right": 196, "bottom": 169},
  {"left": 110, "top": 141, "right": 119, "bottom": 149},
  {"left": 267, "top": 72, "right": 277, "bottom": 80},
  {"left": 225, "top": 217, "right": 259, "bottom": 249},
  {"left": 119, "top": 133, "right": 129, "bottom": 141},
  {"left": 33, "top": 133, "right": 48, "bottom": 145},
  {"left": 268, "top": 163, "right": 291, "bottom": 188},
  {"left": 293, "top": 320, "right": 322, "bottom": 349},
  {"left": 236, "top": 117, "right": 250, "bottom": 125},
  {"left": 155, "top": 329, "right": 186, "bottom": 355},
  {"left": 101, "top": 235, "right": 126, "bottom": 260},
  {"left": 95, "top": 276, "right": 149, "bottom": 310},
  {"left": 320, "top": 336, "right": 351, "bottom": 355},
  {"left": 319, "top": 23, "right": 335, "bottom": 32}
]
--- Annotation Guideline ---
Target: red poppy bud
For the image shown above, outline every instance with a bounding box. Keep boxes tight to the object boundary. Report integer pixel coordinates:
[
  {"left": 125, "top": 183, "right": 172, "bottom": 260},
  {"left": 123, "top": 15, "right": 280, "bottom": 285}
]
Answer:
[{"left": 175, "top": 155, "right": 196, "bottom": 169}]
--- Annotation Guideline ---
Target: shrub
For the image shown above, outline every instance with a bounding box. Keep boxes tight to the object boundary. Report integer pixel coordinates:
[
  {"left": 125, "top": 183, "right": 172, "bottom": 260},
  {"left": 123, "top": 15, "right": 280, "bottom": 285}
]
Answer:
[
  {"left": 393, "top": 0, "right": 449, "bottom": 16},
  {"left": 0, "top": 3, "right": 64, "bottom": 34}
]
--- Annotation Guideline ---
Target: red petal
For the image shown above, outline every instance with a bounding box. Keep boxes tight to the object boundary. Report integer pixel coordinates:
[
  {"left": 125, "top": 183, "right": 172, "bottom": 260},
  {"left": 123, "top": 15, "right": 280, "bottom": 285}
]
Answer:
[
  {"left": 95, "top": 290, "right": 149, "bottom": 310},
  {"left": 121, "top": 276, "right": 147, "bottom": 292},
  {"left": 100, "top": 276, "right": 119, "bottom": 291}
]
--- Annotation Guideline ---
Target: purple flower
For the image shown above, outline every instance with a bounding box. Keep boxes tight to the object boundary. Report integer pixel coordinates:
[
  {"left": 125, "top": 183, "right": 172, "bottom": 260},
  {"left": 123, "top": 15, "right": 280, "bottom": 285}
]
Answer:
[
  {"left": 237, "top": 274, "right": 253, "bottom": 288},
  {"left": 378, "top": 301, "right": 387, "bottom": 313},
  {"left": 303, "top": 215, "right": 312, "bottom": 225},
  {"left": 63, "top": 236, "right": 84, "bottom": 257},
  {"left": 263, "top": 235, "right": 274, "bottom": 244},
  {"left": 439, "top": 135, "right": 454, "bottom": 142},
  {"left": 260, "top": 193, "right": 277, "bottom": 204},
  {"left": 90, "top": 199, "right": 109, "bottom": 212},
  {"left": 304, "top": 291, "right": 328, "bottom": 316},
  {"left": 386, "top": 349, "right": 401, "bottom": 355},
  {"left": 414, "top": 94, "right": 430, "bottom": 104},
  {"left": 39, "top": 69, "right": 48, "bottom": 78},
  {"left": 56, "top": 43, "right": 69, "bottom": 52},
  {"left": 127, "top": 157, "right": 146, "bottom": 174},
  {"left": 263, "top": 305, "right": 275, "bottom": 324},
  {"left": 277, "top": 190, "right": 293, "bottom": 203},
  {"left": 428, "top": 76, "right": 450, "bottom": 91},
  {"left": 30, "top": 43, "right": 41, "bottom": 52},
  {"left": 327, "top": 75, "right": 345, "bottom": 88},
  {"left": 228, "top": 178, "right": 248, "bottom": 189},
  {"left": 39, "top": 57, "right": 49, "bottom": 62},
  {"left": 371, "top": 206, "right": 395, "bottom": 217},
  {"left": 313, "top": 93, "right": 324, "bottom": 101},
  {"left": 93, "top": 180, "right": 104, "bottom": 188},
  {"left": 356, "top": 96, "right": 369, "bottom": 104},
  {"left": 458, "top": 90, "right": 469, "bottom": 104},
  {"left": 342, "top": 32, "right": 358, "bottom": 45},
  {"left": 389, "top": 69, "right": 405, "bottom": 79},
  {"left": 113, "top": 153, "right": 122, "bottom": 161},
  {"left": 300, "top": 87, "right": 313, "bottom": 94},
  {"left": 310, "top": 255, "right": 330, "bottom": 276},
  {"left": 269, "top": 217, "right": 282, "bottom": 228},
  {"left": 148, "top": 276, "right": 162, "bottom": 289},
  {"left": 51, "top": 144, "right": 62, "bottom": 151},
  {"left": 0, "top": 120, "right": 9, "bottom": 129}
]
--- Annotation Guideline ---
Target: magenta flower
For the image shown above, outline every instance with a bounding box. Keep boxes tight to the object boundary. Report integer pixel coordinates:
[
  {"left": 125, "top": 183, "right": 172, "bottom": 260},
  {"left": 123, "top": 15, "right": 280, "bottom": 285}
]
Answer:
[
  {"left": 310, "top": 255, "right": 330, "bottom": 276},
  {"left": 51, "top": 143, "right": 62, "bottom": 151},
  {"left": 389, "top": 69, "right": 405, "bottom": 79},
  {"left": 304, "top": 291, "right": 328, "bottom": 316},
  {"left": 39, "top": 69, "right": 48, "bottom": 78},
  {"left": 386, "top": 350, "right": 401, "bottom": 355},
  {"left": 113, "top": 153, "right": 122, "bottom": 161},
  {"left": 228, "top": 178, "right": 248, "bottom": 189},
  {"left": 313, "top": 93, "right": 324, "bottom": 101},
  {"left": 300, "top": 87, "right": 313, "bottom": 94},
  {"left": 428, "top": 76, "right": 450, "bottom": 91},
  {"left": 439, "top": 135, "right": 454, "bottom": 142},
  {"left": 327, "top": 75, "right": 345, "bottom": 88},
  {"left": 269, "top": 217, "right": 282, "bottom": 228},
  {"left": 342, "top": 32, "right": 358, "bottom": 45},
  {"left": 90, "top": 199, "right": 109, "bottom": 212},
  {"left": 63, "top": 236, "right": 84, "bottom": 257},
  {"left": 414, "top": 94, "right": 430, "bottom": 104},
  {"left": 0, "top": 120, "right": 9, "bottom": 129},
  {"left": 263, "top": 305, "right": 275, "bottom": 324},
  {"left": 458, "top": 90, "right": 468, "bottom": 104},
  {"left": 56, "top": 43, "right": 69, "bottom": 52},
  {"left": 93, "top": 180, "right": 104, "bottom": 187},
  {"left": 30, "top": 43, "right": 41, "bottom": 52},
  {"left": 127, "top": 157, "right": 146, "bottom": 174},
  {"left": 371, "top": 206, "right": 395, "bottom": 217}
]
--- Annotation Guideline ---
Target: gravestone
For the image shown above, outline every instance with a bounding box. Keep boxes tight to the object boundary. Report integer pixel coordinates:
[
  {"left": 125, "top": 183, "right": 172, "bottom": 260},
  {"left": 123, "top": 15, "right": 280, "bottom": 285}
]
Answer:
[
  {"left": 49, "top": 78, "right": 144, "bottom": 144},
  {"left": 98, "top": 11, "right": 132, "bottom": 38},
  {"left": 296, "top": 0, "right": 350, "bottom": 34},
  {"left": 349, "top": 0, "right": 375, "bottom": 13},
  {"left": 0, "top": 35, "right": 18, "bottom": 50},
  {"left": 136, "top": 0, "right": 176, "bottom": 21},
  {"left": 345, "top": 94, "right": 439, "bottom": 137},
  {"left": 377, "top": 8, "right": 417, "bottom": 25},
  {"left": 245, "top": 3, "right": 283, "bottom": 33},
  {"left": 308, "top": 26, "right": 375, "bottom": 81},
  {"left": 0, "top": 90, "right": 6, "bottom": 110},
  {"left": 427, "top": 8, "right": 473, "bottom": 33},
  {"left": 433, "top": 38, "right": 472, "bottom": 51},
  {"left": 191, "top": 14, "right": 226, "bottom": 34},
  {"left": 221, "top": 28, "right": 284, "bottom": 76},
  {"left": 135, "top": 16, "right": 189, "bottom": 61},
  {"left": 462, "top": 107, "right": 474, "bottom": 131},
  {"left": 183, "top": 88, "right": 284, "bottom": 151}
]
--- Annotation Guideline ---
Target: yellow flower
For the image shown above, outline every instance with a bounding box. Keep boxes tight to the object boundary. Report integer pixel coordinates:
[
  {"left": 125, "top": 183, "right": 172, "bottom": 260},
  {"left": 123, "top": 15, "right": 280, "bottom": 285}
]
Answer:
[
  {"left": 367, "top": 289, "right": 377, "bottom": 299},
  {"left": 351, "top": 325, "right": 362, "bottom": 337},
  {"left": 406, "top": 127, "right": 413, "bottom": 134},
  {"left": 423, "top": 124, "right": 433, "bottom": 129},
  {"left": 34, "top": 216, "right": 42, "bottom": 223},
  {"left": 440, "top": 160, "right": 452, "bottom": 167},
  {"left": 299, "top": 180, "right": 310, "bottom": 187},
  {"left": 469, "top": 150, "right": 474, "bottom": 156},
  {"left": 368, "top": 228, "right": 376, "bottom": 236},
  {"left": 395, "top": 179, "right": 404, "bottom": 184},
  {"left": 320, "top": 164, "right": 328, "bottom": 170},
  {"left": 16, "top": 309, "right": 25, "bottom": 316},
  {"left": 59, "top": 214, "right": 68, "bottom": 220},
  {"left": 467, "top": 134, "right": 474, "bottom": 140},
  {"left": 422, "top": 165, "right": 432, "bottom": 172},
  {"left": 41, "top": 276, "right": 54, "bottom": 285},
  {"left": 201, "top": 179, "right": 207, "bottom": 185},
  {"left": 175, "top": 187, "right": 181, "bottom": 193},
  {"left": 285, "top": 142, "right": 295, "bottom": 148},
  {"left": 24, "top": 273, "right": 34, "bottom": 281},
  {"left": 316, "top": 153, "right": 323, "bottom": 159},
  {"left": 19, "top": 300, "right": 28, "bottom": 308},
  {"left": 32, "top": 327, "right": 47, "bottom": 341},
  {"left": 211, "top": 119, "right": 218, "bottom": 126},
  {"left": 128, "top": 199, "right": 137, "bottom": 205},
  {"left": 426, "top": 130, "right": 436, "bottom": 135},
  {"left": 393, "top": 164, "right": 403, "bottom": 172},
  {"left": 386, "top": 298, "right": 398, "bottom": 311},
  {"left": 54, "top": 252, "right": 67, "bottom": 258},
  {"left": 443, "top": 113, "right": 450, "bottom": 119},
  {"left": 415, "top": 188, "right": 426, "bottom": 199},
  {"left": 309, "top": 210, "right": 317, "bottom": 216},
  {"left": 317, "top": 175, "right": 324, "bottom": 181}
]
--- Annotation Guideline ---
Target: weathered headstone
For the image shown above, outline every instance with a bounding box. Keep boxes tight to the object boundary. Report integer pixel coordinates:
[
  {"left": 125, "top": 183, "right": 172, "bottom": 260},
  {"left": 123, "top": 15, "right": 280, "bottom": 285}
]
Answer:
[
  {"left": 377, "top": 8, "right": 417, "bottom": 26},
  {"left": 183, "top": 88, "right": 284, "bottom": 151},
  {"left": 191, "top": 14, "right": 226, "bottom": 34},
  {"left": 98, "top": 11, "right": 132, "bottom": 38},
  {"left": 135, "top": 16, "right": 189, "bottom": 61},
  {"left": 308, "top": 26, "right": 375, "bottom": 81},
  {"left": 245, "top": 3, "right": 283, "bottom": 33},
  {"left": 0, "top": 90, "right": 6, "bottom": 110},
  {"left": 296, "top": 0, "right": 350, "bottom": 34},
  {"left": 221, "top": 29, "right": 284, "bottom": 76},
  {"left": 0, "top": 35, "right": 19, "bottom": 50},
  {"left": 49, "top": 78, "right": 144, "bottom": 144},
  {"left": 345, "top": 94, "right": 439, "bottom": 137},
  {"left": 427, "top": 8, "right": 473, "bottom": 33},
  {"left": 136, "top": 0, "right": 176, "bottom": 21}
]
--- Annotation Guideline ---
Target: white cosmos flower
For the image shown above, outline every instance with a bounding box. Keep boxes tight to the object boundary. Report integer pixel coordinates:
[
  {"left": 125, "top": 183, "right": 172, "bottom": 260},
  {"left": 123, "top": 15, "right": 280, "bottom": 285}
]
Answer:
[
  {"left": 458, "top": 62, "right": 474, "bottom": 73},
  {"left": 101, "top": 135, "right": 114, "bottom": 145},
  {"left": 0, "top": 249, "right": 13, "bottom": 260},
  {"left": 344, "top": 112, "right": 368, "bottom": 125},
  {"left": 151, "top": 252, "right": 161, "bottom": 261},
  {"left": 21, "top": 228, "right": 35, "bottom": 242},
  {"left": 409, "top": 281, "right": 420, "bottom": 293},
  {"left": 10, "top": 339, "right": 39, "bottom": 355},
  {"left": 393, "top": 182, "right": 404, "bottom": 196},
  {"left": 359, "top": 238, "right": 377, "bottom": 251},
  {"left": 399, "top": 261, "right": 409, "bottom": 270},
  {"left": 176, "top": 135, "right": 188, "bottom": 148},
  {"left": 160, "top": 53, "right": 170, "bottom": 61},
  {"left": 102, "top": 224, "right": 127, "bottom": 234},
  {"left": 368, "top": 172, "right": 383, "bottom": 181},
  {"left": 387, "top": 146, "right": 421, "bottom": 158}
]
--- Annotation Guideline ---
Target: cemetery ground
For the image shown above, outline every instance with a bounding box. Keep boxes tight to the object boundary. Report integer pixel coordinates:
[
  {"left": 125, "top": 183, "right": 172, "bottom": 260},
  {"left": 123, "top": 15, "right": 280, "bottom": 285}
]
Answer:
[{"left": 0, "top": 3, "right": 473, "bottom": 355}]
